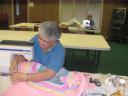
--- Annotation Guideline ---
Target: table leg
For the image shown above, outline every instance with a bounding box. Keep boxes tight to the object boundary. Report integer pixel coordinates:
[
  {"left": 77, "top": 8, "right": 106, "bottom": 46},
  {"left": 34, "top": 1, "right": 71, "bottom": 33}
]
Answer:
[
  {"left": 93, "top": 50, "right": 101, "bottom": 71},
  {"left": 86, "top": 50, "right": 101, "bottom": 72}
]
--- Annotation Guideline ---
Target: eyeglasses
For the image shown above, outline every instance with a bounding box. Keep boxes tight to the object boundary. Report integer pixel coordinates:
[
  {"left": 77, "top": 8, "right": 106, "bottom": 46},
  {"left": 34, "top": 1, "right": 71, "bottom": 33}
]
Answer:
[{"left": 38, "top": 35, "right": 52, "bottom": 44}]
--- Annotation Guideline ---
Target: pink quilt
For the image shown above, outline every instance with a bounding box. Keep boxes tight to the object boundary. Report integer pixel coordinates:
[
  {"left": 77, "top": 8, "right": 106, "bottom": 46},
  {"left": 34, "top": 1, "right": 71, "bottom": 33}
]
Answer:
[{"left": 2, "top": 62, "right": 95, "bottom": 96}]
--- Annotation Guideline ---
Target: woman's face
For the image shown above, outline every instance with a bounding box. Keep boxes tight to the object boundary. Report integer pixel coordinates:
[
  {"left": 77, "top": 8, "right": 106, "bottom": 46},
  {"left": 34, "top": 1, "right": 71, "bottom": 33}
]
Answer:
[{"left": 38, "top": 34, "right": 55, "bottom": 50}]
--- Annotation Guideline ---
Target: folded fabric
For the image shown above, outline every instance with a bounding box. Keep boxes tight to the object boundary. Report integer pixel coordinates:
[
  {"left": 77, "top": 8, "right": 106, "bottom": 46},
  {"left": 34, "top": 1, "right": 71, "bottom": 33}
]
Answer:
[{"left": 18, "top": 61, "right": 41, "bottom": 73}]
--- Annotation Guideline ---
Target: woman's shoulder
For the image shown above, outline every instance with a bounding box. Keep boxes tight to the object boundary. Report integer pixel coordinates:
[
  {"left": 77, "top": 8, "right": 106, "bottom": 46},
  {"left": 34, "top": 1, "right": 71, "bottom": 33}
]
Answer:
[
  {"left": 54, "top": 41, "right": 65, "bottom": 51},
  {"left": 31, "top": 34, "right": 38, "bottom": 42}
]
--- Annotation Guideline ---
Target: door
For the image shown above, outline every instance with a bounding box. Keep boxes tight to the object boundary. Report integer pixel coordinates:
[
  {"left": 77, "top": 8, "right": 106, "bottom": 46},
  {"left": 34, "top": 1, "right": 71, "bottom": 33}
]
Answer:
[{"left": 13, "top": 0, "right": 28, "bottom": 24}]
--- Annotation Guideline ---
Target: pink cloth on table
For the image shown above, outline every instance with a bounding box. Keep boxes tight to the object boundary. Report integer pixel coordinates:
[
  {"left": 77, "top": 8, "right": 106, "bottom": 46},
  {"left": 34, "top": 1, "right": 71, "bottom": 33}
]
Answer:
[
  {"left": 2, "top": 62, "right": 95, "bottom": 96},
  {"left": 3, "top": 82, "right": 79, "bottom": 96}
]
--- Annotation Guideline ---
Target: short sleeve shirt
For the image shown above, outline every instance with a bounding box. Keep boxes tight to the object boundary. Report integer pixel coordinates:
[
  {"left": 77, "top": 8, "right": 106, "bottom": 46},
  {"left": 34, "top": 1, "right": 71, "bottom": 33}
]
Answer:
[{"left": 31, "top": 35, "right": 65, "bottom": 72}]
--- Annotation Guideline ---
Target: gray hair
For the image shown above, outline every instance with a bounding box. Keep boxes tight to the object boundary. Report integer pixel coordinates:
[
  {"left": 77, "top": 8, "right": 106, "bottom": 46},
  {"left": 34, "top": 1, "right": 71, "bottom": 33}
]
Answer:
[{"left": 38, "top": 21, "right": 61, "bottom": 40}]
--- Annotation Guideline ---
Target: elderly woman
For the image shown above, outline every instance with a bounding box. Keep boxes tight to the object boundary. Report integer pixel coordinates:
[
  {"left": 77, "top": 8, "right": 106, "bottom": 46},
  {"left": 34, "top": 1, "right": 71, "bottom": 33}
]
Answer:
[{"left": 10, "top": 21, "right": 65, "bottom": 82}]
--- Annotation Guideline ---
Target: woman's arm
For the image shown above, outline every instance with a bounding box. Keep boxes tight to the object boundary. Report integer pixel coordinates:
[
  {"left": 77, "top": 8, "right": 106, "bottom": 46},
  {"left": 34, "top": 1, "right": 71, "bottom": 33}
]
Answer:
[
  {"left": 11, "top": 68, "right": 56, "bottom": 82},
  {"left": 27, "top": 68, "right": 56, "bottom": 81},
  {"left": 9, "top": 54, "right": 26, "bottom": 73}
]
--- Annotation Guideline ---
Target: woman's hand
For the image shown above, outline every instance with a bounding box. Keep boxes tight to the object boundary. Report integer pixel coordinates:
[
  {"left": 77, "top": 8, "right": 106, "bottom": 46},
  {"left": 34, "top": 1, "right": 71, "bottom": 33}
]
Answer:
[
  {"left": 9, "top": 54, "right": 26, "bottom": 73},
  {"left": 10, "top": 72, "right": 27, "bottom": 82},
  {"left": 9, "top": 65, "right": 18, "bottom": 73}
]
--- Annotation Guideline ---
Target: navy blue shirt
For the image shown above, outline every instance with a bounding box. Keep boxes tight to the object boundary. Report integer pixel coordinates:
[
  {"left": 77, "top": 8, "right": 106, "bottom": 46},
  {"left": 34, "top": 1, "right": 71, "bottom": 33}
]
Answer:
[{"left": 31, "top": 35, "right": 65, "bottom": 72}]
